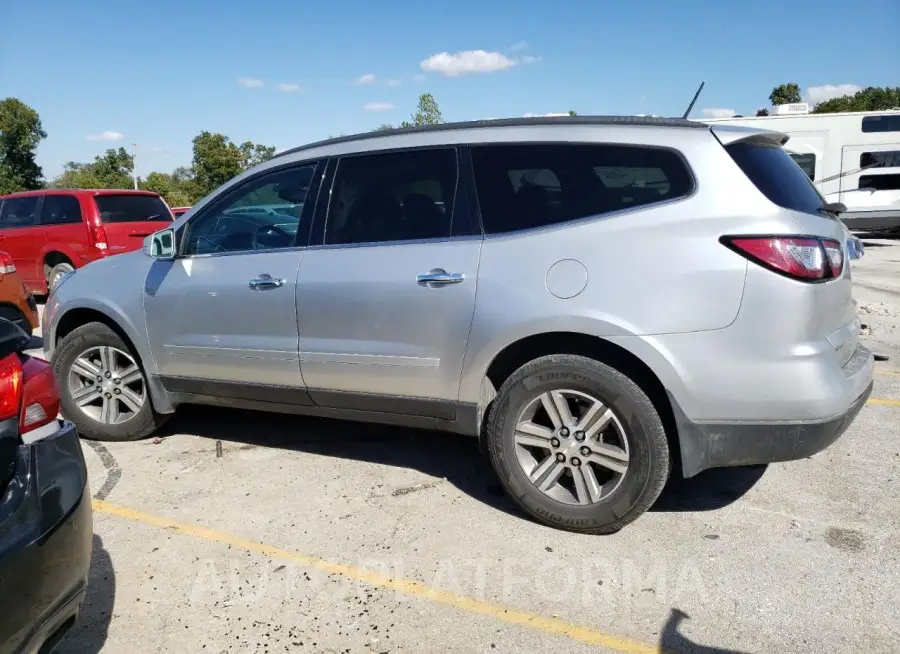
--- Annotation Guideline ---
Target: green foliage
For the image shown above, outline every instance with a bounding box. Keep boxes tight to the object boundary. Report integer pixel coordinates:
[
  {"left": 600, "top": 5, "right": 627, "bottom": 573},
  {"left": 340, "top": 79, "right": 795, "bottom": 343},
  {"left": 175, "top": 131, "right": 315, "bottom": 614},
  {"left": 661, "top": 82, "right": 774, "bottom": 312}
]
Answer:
[
  {"left": 568, "top": 110, "right": 578, "bottom": 116},
  {"left": 53, "top": 147, "right": 133, "bottom": 189},
  {"left": 813, "top": 86, "right": 900, "bottom": 114},
  {"left": 191, "top": 132, "right": 275, "bottom": 198},
  {"left": 400, "top": 93, "right": 444, "bottom": 128},
  {"left": 769, "top": 83, "right": 802, "bottom": 106},
  {"left": 755, "top": 107, "right": 770, "bottom": 117},
  {"left": 0, "top": 97, "right": 47, "bottom": 194},
  {"left": 141, "top": 168, "right": 198, "bottom": 207},
  {"left": 373, "top": 124, "right": 394, "bottom": 131},
  {"left": 238, "top": 141, "right": 276, "bottom": 169}
]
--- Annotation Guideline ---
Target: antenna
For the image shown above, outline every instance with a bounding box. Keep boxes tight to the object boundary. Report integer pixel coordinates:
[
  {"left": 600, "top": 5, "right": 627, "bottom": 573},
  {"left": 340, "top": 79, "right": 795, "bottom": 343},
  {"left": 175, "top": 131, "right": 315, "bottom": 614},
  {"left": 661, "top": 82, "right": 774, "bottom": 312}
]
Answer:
[{"left": 682, "top": 82, "right": 705, "bottom": 119}]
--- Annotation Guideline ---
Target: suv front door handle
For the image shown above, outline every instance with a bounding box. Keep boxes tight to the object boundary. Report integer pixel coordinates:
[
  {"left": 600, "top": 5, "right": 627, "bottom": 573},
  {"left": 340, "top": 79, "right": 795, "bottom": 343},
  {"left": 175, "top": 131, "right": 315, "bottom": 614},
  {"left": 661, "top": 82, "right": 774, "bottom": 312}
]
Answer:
[
  {"left": 249, "top": 274, "right": 285, "bottom": 290},
  {"left": 417, "top": 269, "right": 465, "bottom": 287}
]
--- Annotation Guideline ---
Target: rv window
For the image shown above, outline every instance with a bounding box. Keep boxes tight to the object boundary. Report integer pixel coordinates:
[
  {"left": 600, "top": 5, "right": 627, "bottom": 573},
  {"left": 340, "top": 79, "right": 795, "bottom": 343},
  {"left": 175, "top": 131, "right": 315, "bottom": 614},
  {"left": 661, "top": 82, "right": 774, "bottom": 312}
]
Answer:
[
  {"left": 861, "top": 115, "right": 900, "bottom": 133},
  {"left": 860, "top": 151, "right": 900, "bottom": 169},
  {"left": 859, "top": 174, "right": 900, "bottom": 191},
  {"left": 789, "top": 153, "right": 816, "bottom": 180}
]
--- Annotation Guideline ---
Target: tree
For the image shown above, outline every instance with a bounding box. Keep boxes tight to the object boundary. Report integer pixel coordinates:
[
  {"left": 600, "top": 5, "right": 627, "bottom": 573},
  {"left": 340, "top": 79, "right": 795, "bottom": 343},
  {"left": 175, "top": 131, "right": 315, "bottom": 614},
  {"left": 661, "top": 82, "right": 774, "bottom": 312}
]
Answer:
[
  {"left": 769, "top": 83, "right": 802, "bottom": 106},
  {"left": 238, "top": 141, "right": 276, "bottom": 170},
  {"left": 52, "top": 147, "right": 133, "bottom": 189},
  {"left": 191, "top": 131, "right": 275, "bottom": 198},
  {"left": 568, "top": 110, "right": 578, "bottom": 116},
  {"left": 372, "top": 124, "right": 394, "bottom": 131},
  {"left": 0, "top": 98, "right": 47, "bottom": 194},
  {"left": 400, "top": 93, "right": 443, "bottom": 128},
  {"left": 813, "top": 86, "right": 900, "bottom": 114},
  {"left": 755, "top": 107, "right": 770, "bottom": 117}
]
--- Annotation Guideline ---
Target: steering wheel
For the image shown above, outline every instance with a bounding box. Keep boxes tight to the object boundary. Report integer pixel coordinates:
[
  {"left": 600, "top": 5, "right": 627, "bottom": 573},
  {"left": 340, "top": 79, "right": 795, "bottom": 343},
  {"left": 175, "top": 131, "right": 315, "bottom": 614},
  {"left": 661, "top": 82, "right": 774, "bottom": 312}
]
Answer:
[{"left": 252, "top": 224, "right": 292, "bottom": 249}]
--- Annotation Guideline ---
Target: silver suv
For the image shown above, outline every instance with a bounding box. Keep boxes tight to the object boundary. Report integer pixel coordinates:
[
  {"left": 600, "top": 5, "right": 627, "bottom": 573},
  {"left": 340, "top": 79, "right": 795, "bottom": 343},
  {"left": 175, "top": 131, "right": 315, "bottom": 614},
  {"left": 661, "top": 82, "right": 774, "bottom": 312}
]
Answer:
[{"left": 43, "top": 117, "right": 874, "bottom": 533}]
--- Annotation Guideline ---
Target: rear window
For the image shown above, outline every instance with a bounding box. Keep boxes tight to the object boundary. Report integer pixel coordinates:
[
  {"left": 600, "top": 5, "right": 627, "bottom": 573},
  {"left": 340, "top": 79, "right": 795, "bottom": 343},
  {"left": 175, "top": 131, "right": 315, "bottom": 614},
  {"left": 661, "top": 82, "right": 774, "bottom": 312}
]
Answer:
[
  {"left": 726, "top": 142, "right": 825, "bottom": 215},
  {"left": 94, "top": 194, "right": 173, "bottom": 223}
]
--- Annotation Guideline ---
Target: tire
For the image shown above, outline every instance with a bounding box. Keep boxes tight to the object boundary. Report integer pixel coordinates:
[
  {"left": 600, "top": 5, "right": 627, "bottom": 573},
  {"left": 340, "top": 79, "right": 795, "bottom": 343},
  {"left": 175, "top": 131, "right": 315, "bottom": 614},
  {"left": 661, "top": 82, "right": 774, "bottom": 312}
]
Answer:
[
  {"left": 485, "top": 354, "right": 669, "bottom": 534},
  {"left": 53, "top": 321, "right": 170, "bottom": 441},
  {"left": 47, "top": 262, "right": 75, "bottom": 293},
  {"left": 0, "top": 306, "right": 33, "bottom": 337}
]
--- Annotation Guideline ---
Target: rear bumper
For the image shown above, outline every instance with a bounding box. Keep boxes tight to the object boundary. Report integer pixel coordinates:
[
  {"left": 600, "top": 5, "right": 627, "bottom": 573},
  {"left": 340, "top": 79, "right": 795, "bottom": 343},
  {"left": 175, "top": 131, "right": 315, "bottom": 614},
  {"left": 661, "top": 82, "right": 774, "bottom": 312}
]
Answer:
[
  {"left": 672, "top": 376, "right": 873, "bottom": 478},
  {"left": 0, "top": 421, "right": 92, "bottom": 654}
]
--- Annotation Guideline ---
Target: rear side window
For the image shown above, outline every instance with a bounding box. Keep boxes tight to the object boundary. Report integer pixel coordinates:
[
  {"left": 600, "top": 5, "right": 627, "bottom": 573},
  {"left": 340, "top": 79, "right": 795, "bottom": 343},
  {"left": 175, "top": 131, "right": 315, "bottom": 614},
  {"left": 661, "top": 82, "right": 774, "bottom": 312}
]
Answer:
[
  {"left": 860, "top": 150, "right": 900, "bottom": 169},
  {"left": 94, "top": 194, "right": 173, "bottom": 223},
  {"left": 40, "top": 195, "right": 83, "bottom": 225},
  {"left": 726, "top": 142, "right": 824, "bottom": 215},
  {"left": 0, "top": 196, "right": 38, "bottom": 228},
  {"left": 471, "top": 144, "right": 693, "bottom": 234},
  {"left": 859, "top": 174, "right": 900, "bottom": 191}
]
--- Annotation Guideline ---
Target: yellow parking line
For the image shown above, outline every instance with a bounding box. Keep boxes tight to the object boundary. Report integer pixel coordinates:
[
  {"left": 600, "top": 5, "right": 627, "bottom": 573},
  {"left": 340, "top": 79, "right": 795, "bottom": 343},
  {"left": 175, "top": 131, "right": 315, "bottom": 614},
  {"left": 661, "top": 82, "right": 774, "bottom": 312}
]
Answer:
[
  {"left": 867, "top": 397, "right": 900, "bottom": 407},
  {"left": 91, "top": 500, "right": 659, "bottom": 653}
]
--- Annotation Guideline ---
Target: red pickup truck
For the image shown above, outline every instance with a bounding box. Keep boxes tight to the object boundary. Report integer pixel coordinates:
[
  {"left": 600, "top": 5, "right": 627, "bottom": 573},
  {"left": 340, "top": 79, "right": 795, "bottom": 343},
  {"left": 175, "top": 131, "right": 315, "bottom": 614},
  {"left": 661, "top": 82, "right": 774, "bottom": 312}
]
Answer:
[{"left": 0, "top": 189, "right": 174, "bottom": 294}]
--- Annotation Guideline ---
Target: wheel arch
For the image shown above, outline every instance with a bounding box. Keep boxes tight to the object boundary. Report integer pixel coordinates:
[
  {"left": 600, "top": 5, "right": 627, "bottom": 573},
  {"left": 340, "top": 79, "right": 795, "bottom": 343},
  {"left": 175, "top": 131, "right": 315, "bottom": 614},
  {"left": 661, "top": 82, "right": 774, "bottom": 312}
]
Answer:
[
  {"left": 53, "top": 306, "right": 175, "bottom": 413},
  {"left": 479, "top": 331, "right": 683, "bottom": 476}
]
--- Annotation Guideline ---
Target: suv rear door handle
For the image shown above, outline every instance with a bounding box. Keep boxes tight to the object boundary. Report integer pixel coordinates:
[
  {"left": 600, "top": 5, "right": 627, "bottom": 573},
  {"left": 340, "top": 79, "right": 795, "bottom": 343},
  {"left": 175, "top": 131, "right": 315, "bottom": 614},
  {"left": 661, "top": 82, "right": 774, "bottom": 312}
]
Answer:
[
  {"left": 417, "top": 269, "right": 465, "bottom": 287},
  {"left": 249, "top": 274, "right": 285, "bottom": 290}
]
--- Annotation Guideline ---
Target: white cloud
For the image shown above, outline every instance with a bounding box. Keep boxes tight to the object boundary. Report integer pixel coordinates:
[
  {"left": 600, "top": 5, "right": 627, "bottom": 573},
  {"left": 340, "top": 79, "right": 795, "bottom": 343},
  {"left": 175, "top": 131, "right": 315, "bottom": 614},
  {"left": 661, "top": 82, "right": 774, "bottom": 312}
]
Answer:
[
  {"left": 807, "top": 84, "right": 862, "bottom": 105},
  {"left": 148, "top": 146, "right": 171, "bottom": 154},
  {"left": 275, "top": 82, "right": 301, "bottom": 92},
  {"left": 412, "top": 73, "right": 426, "bottom": 82},
  {"left": 701, "top": 108, "right": 736, "bottom": 119},
  {"left": 521, "top": 55, "right": 541, "bottom": 64},
  {"left": 364, "top": 102, "right": 394, "bottom": 111},
  {"left": 386, "top": 78, "right": 402, "bottom": 88},
  {"left": 238, "top": 77, "right": 264, "bottom": 88},
  {"left": 509, "top": 40, "right": 529, "bottom": 51},
  {"left": 420, "top": 50, "right": 517, "bottom": 76},
  {"left": 355, "top": 73, "right": 376, "bottom": 84},
  {"left": 86, "top": 130, "right": 124, "bottom": 141}
]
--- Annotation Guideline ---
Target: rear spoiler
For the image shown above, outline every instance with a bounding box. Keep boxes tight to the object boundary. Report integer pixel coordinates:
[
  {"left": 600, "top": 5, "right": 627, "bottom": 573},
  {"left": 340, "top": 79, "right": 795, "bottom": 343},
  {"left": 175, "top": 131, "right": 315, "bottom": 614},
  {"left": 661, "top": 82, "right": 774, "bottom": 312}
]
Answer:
[{"left": 709, "top": 124, "right": 789, "bottom": 147}]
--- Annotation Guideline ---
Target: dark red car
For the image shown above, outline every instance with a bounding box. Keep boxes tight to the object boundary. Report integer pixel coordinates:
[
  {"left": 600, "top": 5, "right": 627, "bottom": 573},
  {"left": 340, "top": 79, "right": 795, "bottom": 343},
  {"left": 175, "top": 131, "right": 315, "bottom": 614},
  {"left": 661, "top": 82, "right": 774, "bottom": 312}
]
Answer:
[
  {"left": 0, "top": 189, "right": 174, "bottom": 294},
  {"left": 171, "top": 206, "right": 191, "bottom": 219}
]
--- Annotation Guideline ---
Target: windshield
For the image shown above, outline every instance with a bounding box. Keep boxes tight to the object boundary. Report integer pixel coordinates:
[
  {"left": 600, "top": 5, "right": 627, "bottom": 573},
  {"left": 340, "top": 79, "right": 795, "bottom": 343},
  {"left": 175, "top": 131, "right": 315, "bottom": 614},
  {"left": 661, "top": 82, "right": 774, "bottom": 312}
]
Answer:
[
  {"left": 726, "top": 141, "right": 826, "bottom": 216},
  {"left": 95, "top": 194, "right": 174, "bottom": 223}
]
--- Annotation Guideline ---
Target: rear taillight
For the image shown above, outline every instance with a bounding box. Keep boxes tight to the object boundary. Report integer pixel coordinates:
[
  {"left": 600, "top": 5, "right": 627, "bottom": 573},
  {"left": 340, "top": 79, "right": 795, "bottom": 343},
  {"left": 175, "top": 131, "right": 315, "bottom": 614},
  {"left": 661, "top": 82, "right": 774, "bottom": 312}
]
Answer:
[
  {"left": 88, "top": 221, "right": 109, "bottom": 251},
  {"left": 721, "top": 235, "right": 844, "bottom": 282},
  {"left": 0, "top": 354, "right": 23, "bottom": 421},
  {"left": 19, "top": 356, "right": 60, "bottom": 438},
  {"left": 0, "top": 353, "right": 59, "bottom": 442},
  {"left": 0, "top": 251, "right": 17, "bottom": 275}
]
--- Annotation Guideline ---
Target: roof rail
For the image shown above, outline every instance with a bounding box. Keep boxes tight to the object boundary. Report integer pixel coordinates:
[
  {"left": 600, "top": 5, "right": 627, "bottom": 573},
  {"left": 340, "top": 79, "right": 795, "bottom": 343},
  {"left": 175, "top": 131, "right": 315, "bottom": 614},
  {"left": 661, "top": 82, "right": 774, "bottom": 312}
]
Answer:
[{"left": 274, "top": 115, "right": 706, "bottom": 160}]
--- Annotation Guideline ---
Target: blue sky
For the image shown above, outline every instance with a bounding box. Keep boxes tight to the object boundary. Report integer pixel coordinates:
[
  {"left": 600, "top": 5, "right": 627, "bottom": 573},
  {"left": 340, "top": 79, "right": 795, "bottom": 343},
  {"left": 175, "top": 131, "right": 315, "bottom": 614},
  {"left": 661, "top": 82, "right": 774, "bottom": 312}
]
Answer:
[{"left": 3, "top": 0, "right": 898, "bottom": 180}]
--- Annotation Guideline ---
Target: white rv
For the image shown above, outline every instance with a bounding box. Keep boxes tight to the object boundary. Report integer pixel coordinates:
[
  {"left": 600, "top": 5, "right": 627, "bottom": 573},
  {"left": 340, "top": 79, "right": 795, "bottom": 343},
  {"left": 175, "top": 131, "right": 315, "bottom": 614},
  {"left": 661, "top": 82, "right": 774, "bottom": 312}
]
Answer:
[{"left": 701, "top": 105, "right": 900, "bottom": 232}]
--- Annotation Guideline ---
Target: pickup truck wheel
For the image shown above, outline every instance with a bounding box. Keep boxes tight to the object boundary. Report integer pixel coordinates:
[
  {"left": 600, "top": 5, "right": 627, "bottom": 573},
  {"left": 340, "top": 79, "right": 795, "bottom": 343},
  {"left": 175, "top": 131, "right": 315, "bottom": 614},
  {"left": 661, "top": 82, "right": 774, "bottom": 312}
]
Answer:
[
  {"left": 47, "top": 262, "right": 75, "bottom": 293},
  {"left": 53, "top": 322, "right": 169, "bottom": 441},
  {"left": 485, "top": 354, "right": 669, "bottom": 534}
]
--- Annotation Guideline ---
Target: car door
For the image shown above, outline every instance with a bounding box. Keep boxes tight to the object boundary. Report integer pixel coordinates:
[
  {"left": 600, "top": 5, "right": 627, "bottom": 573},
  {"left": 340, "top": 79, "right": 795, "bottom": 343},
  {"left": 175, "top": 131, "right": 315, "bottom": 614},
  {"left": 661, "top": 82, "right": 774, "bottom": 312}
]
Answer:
[
  {"left": 296, "top": 147, "right": 482, "bottom": 419},
  {"left": 143, "top": 160, "right": 323, "bottom": 402},
  {"left": 0, "top": 195, "right": 43, "bottom": 288}
]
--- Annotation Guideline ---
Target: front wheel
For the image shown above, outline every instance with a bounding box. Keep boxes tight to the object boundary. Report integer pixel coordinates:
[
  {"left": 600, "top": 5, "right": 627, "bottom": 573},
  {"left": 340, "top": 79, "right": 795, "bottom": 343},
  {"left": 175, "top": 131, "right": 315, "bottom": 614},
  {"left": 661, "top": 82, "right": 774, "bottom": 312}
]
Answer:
[
  {"left": 53, "top": 322, "right": 170, "bottom": 441},
  {"left": 485, "top": 354, "right": 669, "bottom": 534}
]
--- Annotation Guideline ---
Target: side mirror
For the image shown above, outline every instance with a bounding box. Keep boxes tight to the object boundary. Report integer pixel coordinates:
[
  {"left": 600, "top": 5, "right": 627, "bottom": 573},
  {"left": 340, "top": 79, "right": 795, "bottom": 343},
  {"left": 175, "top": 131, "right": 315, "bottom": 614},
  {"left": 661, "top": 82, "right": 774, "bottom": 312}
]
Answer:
[{"left": 143, "top": 228, "right": 176, "bottom": 260}]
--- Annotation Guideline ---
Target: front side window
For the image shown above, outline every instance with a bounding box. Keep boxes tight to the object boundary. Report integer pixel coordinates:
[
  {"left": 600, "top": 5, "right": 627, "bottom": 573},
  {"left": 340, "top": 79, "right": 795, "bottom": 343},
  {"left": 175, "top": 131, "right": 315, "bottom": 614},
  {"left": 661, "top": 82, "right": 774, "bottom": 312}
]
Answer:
[
  {"left": 0, "top": 196, "right": 38, "bottom": 228},
  {"left": 184, "top": 164, "right": 316, "bottom": 256},
  {"left": 40, "top": 195, "right": 83, "bottom": 225},
  {"left": 324, "top": 148, "right": 457, "bottom": 246},
  {"left": 859, "top": 173, "right": 900, "bottom": 191},
  {"left": 471, "top": 144, "right": 694, "bottom": 234}
]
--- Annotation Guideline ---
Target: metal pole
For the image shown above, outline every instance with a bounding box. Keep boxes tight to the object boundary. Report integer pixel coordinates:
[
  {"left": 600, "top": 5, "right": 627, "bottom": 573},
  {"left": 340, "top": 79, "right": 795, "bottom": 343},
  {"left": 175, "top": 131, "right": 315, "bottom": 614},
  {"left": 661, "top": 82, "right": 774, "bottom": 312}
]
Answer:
[{"left": 132, "top": 142, "right": 138, "bottom": 189}]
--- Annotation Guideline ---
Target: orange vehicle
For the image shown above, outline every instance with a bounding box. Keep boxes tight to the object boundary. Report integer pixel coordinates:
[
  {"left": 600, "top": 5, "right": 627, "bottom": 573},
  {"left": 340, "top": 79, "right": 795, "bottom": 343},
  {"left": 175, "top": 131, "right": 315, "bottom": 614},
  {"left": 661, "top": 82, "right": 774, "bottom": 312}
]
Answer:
[{"left": 0, "top": 251, "right": 40, "bottom": 337}]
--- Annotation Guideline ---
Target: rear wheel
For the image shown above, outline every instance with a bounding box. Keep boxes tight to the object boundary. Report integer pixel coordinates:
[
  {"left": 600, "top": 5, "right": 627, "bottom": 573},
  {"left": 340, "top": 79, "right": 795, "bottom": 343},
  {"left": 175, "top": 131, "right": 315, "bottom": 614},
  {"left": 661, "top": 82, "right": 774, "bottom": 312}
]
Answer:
[
  {"left": 47, "top": 261, "right": 75, "bottom": 293},
  {"left": 0, "top": 306, "right": 33, "bottom": 337},
  {"left": 485, "top": 354, "right": 669, "bottom": 534},
  {"left": 53, "top": 322, "right": 169, "bottom": 441}
]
